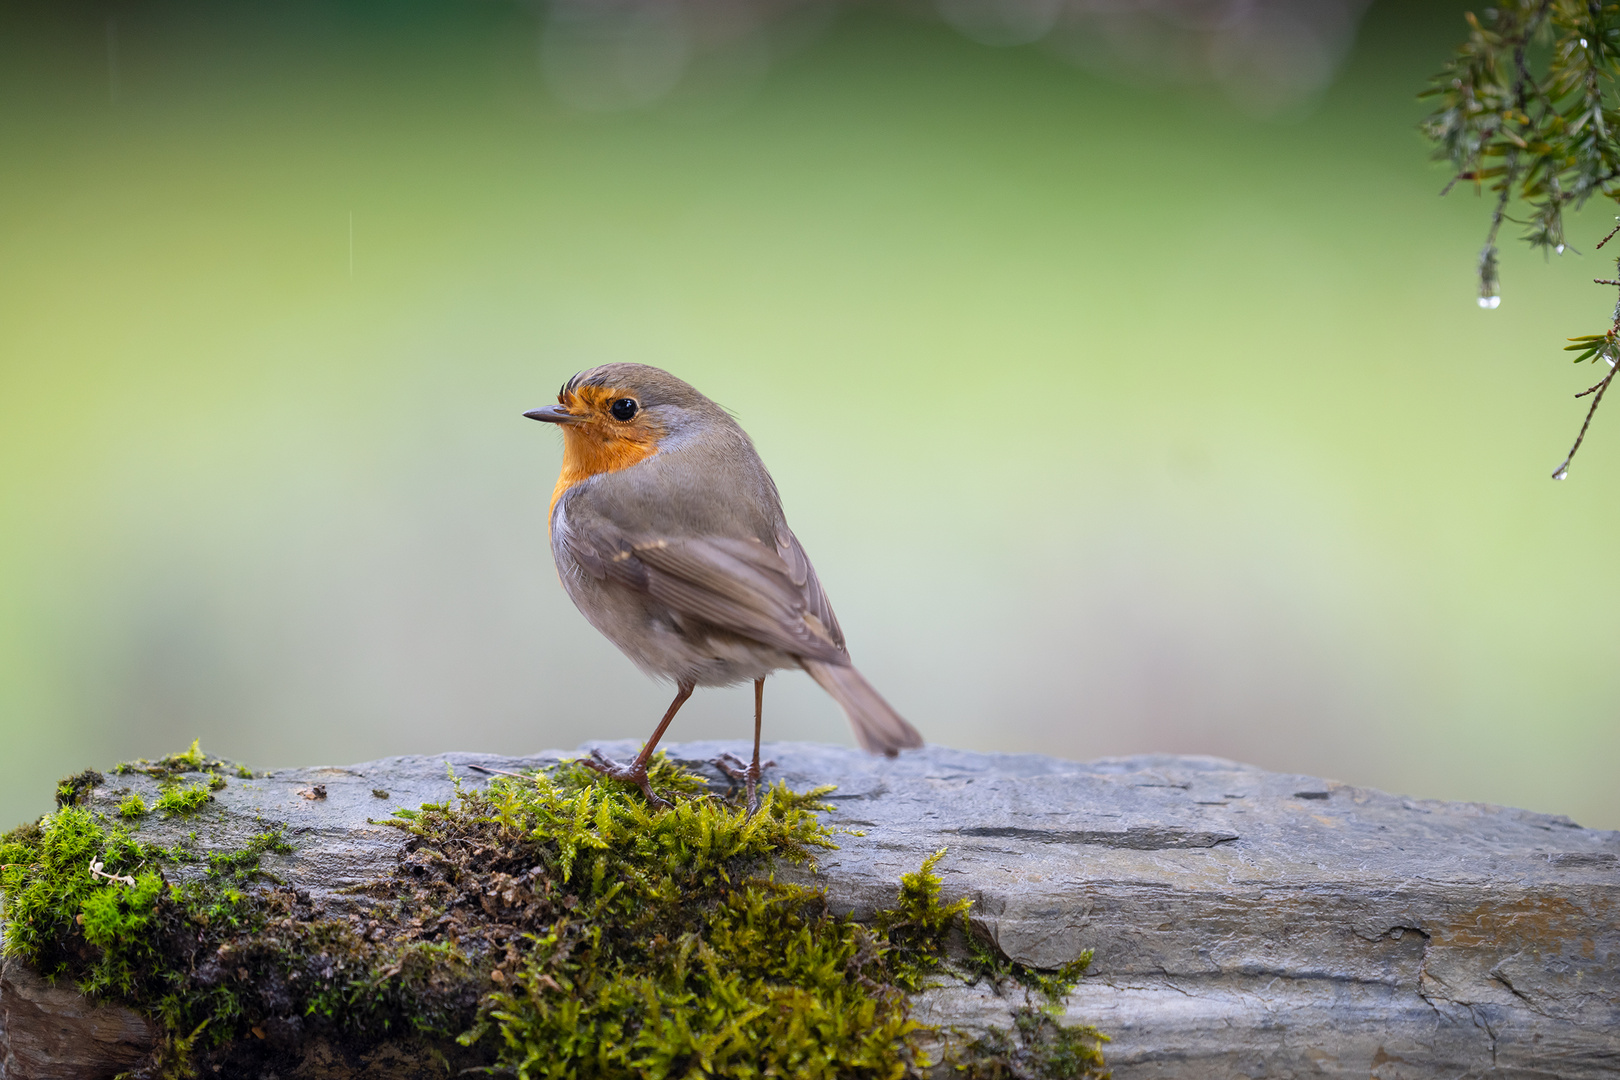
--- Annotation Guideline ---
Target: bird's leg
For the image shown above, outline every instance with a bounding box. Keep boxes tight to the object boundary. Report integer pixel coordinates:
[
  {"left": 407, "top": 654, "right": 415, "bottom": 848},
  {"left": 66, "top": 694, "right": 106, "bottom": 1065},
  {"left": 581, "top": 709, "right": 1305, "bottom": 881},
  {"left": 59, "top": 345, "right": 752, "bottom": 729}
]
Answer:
[
  {"left": 712, "top": 678, "right": 775, "bottom": 815},
  {"left": 583, "top": 680, "right": 694, "bottom": 809},
  {"left": 747, "top": 677, "right": 775, "bottom": 813}
]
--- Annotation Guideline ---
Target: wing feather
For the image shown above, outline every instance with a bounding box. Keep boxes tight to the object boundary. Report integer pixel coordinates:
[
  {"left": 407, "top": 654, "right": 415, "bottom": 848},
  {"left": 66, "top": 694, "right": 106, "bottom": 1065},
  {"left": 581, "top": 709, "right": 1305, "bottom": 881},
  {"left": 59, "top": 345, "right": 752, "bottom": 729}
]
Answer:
[
  {"left": 561, "top": 514, "right": 845, "bottom": 664},
  {"left": 775, "top": 525, "right": 845, "bottom": 651}
]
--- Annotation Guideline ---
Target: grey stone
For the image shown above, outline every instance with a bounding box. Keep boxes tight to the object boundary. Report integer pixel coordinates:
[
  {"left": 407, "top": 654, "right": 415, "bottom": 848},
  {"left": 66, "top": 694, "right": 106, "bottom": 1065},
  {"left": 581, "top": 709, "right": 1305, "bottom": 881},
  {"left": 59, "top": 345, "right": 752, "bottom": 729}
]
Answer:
[{"left": 3, "top": 743, "right": 1617, "bottom": 1078}]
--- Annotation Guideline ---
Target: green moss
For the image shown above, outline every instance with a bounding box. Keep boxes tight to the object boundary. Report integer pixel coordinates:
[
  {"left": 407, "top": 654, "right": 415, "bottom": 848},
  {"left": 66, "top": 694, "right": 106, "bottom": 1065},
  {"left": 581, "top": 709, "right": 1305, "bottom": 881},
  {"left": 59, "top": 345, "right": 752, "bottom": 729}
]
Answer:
[
  {"left": 877, "top": 848, "right": 973, "bottom": 991},
  {"left": 0, "top": 805, "right": 123, "bottom": 970},
  {"left": 55, "top": 769, "right": 104, "bottom": 808},
  {"left": 176, "top": 740, "right": 208, "bottom": 770},
  {"left": 112, "top": 740, "right": 247, "bottom": 786},
  {"left": 154, "top": 783, "right": 213, "bottom": 818},
  {"left": 118, "top": 793, "right": 150, "bottom": 819},
  {"left": 0, "top": 819, "right": 44, "bottom": 862},
  {"left": 78, "top": 869, "right": 169, "bottom": 995},
  {"left": 1021, "top": 953, "right": 1095, "bottom": 1004},
  {"left": 949, "top": 948, "right": 1109, "bottom": 1079},
  {"left": 956, "top": 1007, "right": 1110, "bottom": 1079},
  {"left": 960, "top": 901, "right": 1096, "bottom": 1003},
  {"left": 436, "top": 759, "right": 921, "bottom": 1079},
  {"left": 0, "top": 754, "right": 1109, "bottom": 1079}
]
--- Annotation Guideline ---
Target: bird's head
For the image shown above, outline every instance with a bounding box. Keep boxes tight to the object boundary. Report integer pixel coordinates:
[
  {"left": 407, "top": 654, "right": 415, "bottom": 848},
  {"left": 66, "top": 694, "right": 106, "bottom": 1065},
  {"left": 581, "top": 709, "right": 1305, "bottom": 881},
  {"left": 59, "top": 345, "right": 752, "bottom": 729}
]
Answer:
[{"left": 526, "top": 363, "right": 723, "bottom": 512}]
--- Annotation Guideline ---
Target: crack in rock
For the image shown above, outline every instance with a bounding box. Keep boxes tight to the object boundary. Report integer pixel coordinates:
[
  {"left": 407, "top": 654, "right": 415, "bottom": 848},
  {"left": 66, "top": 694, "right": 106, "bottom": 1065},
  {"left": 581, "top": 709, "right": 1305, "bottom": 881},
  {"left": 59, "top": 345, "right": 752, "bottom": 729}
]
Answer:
[{"left": 953, "top": 826, "right": 1240, "bottom": 850}]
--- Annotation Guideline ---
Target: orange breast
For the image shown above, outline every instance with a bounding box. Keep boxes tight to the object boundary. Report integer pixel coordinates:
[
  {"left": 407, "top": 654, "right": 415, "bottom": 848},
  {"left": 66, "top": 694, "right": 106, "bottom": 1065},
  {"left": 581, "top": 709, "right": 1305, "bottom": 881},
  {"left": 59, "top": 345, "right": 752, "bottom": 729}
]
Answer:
[{"left": 549, "top": 424, "right": 660, "bottom": 523}]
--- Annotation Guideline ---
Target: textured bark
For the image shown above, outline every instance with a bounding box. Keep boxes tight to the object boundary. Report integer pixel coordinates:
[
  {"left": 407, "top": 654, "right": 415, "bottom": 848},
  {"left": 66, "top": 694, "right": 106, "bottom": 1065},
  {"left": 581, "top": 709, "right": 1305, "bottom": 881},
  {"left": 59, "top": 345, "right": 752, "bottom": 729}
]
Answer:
[
  {"left": 2, "top": 743, "right": 1617, "bottom": 1079},
  {"left": 0, "top": 959, "right": 155, "bottom": 1080}
]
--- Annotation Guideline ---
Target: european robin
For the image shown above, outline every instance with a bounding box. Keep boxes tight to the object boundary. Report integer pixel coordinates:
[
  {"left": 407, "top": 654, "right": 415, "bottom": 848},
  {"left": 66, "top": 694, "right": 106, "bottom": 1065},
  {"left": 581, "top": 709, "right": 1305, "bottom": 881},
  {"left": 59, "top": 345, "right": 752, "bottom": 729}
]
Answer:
[{"left": 525, "top": 363, "right": 923, "bottom": 808}]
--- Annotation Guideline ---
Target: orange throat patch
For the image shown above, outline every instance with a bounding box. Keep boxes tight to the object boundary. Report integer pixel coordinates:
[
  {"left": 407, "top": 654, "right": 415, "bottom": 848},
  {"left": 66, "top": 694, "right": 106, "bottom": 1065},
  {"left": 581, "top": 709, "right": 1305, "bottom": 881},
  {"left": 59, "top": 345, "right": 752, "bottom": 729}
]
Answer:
[{"left": 548, "top": 387, "right": 662, "bottom": 525}]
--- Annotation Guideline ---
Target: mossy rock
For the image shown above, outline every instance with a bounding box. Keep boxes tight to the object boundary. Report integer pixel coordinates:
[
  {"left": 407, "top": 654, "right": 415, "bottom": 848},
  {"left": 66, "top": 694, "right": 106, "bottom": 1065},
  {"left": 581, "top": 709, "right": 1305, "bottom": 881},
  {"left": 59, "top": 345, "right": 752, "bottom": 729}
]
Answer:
[
  {"left": 0, "top": 745, "right": 1106, "bottom": 1080},
  {"left": 20, "top": 740, "right": 1605, "bottom": 1077}
]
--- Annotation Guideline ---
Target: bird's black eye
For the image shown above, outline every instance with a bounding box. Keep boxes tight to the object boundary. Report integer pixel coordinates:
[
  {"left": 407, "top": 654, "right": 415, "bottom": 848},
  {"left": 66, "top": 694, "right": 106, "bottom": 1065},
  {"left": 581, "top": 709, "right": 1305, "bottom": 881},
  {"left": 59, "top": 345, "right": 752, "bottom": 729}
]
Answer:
[{"left": 610, "top": 398, "right": 638, "bottom": 422}]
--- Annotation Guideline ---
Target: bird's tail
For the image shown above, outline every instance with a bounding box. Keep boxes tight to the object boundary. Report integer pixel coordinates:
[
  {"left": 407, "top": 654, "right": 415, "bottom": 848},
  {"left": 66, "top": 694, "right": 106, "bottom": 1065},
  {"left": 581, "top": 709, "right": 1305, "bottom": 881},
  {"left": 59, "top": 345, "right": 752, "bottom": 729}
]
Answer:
[{"left": 801, "top": 658, "right": 924, "bottom": 757}]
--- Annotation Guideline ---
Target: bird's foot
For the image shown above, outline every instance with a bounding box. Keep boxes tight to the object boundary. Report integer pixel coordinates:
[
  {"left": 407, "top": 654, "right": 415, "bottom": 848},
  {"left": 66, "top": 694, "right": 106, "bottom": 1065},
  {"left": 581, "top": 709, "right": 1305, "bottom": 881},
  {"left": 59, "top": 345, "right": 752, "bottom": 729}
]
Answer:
[
  {"left": 711, "top": 752, "right": 776, "bottom": 816},
  {"left": 580, "top": 749, "right": 671, "bottom": 810}
]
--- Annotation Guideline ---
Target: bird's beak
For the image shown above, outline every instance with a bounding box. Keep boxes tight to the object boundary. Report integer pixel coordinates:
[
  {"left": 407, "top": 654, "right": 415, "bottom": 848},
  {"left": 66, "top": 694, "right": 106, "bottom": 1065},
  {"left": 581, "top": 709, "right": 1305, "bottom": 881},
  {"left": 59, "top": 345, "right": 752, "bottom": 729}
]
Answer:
[{"left": 524, "top": 405, "right": 584, "bottom": 424}]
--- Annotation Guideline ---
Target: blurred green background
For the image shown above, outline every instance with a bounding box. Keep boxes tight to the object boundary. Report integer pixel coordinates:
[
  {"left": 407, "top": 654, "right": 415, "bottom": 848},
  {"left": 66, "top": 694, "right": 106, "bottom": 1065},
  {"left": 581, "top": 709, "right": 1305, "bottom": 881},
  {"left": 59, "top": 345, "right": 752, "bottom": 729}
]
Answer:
[{"left": 5, "top": 0, "right": 1619, "bottom": 832}]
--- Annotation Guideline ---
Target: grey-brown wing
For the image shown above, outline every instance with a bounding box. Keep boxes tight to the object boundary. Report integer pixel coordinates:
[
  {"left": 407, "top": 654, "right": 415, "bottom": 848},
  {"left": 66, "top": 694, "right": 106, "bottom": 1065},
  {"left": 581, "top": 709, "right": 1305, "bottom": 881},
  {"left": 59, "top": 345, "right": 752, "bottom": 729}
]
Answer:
[
  {"left": 561, "top": 522, "right": 846, "bottom": 664},
  {"left": 774, "top": 523, "right": 845, "bottom": 652}
]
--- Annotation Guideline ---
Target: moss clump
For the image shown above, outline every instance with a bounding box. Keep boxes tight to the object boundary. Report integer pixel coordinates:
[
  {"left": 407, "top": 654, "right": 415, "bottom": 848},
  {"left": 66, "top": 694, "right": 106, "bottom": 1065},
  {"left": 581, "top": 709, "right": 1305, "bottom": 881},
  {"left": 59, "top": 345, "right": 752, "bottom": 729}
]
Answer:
[
  {"left": 102, "top": 739, "right": 243, "bottom": 820},
  {"left": 438, "top": 760, "right": 926, "bottom": 1079},
  {"left": 1, "top": 753, "right": 1108, "bottom": 1079},
  {"left": 1, "top": 818, "right": 44, "bottom": 853},
  {"left": 952, "top": 923, "right": 1109, "bottom": 1078},
  {"left": 1, "top": 805, "right": 132, "bottom": 970},
  {"left": 964, "top": 935, "right": 1097, "bottom": 1005},
  {"left": 957, "top": 1006, "right": 1110, "bottom": 1080},
  {"left": 55, "top": 768, "right": 104, "bottom": 808},
  {"left": 0, "top": 806, "right": 289, "bottom": 993},
  {"left": 877, "top": 848, "right": 973, "bottom": 991},
  {"left": 112, "top": 739, "right": 246, "bottom": 784},
  {"left": 153, "top": 782, "right": 213, "bottom": 817},
  {"left": 167, "top": 739, "right": 205, "bottom": 771}
]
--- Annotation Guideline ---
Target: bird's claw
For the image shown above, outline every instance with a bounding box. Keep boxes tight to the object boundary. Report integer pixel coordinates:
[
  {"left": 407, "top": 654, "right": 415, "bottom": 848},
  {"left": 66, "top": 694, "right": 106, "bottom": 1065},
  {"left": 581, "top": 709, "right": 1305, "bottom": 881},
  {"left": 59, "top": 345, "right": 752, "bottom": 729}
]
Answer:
[
  {"left": 711, "top": 752, "right": 777, "bottom": 781},
  {"left": 710, "top": 753, "right": 776, "bottom": 815},
  {"left": 580, "top": 750, "right": 671, "bottom": 809}
]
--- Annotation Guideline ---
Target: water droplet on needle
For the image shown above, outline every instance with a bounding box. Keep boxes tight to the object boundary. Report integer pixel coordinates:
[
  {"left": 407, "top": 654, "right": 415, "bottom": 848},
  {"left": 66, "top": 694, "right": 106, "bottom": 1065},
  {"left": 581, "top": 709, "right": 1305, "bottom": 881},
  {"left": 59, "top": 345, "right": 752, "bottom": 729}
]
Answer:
[
  {"left": 1553, "top": 463, "right": 1570, "bottom": 480},
  {"left": 1478, "top": 295, "right": 1501, "bottom": 309}
]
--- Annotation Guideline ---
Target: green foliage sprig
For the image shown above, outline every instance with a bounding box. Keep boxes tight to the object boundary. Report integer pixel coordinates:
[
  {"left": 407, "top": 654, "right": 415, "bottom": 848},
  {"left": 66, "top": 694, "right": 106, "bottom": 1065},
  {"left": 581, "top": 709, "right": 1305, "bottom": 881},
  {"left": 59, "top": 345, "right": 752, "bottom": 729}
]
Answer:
[{"left": 1424, "top": 1, "right": 1620, "bottom": 477}]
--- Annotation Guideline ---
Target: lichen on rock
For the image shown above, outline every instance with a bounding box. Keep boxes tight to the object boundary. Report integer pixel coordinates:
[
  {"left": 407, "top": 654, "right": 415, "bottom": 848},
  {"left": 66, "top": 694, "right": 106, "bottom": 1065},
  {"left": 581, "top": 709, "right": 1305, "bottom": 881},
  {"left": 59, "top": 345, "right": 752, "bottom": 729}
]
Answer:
[{"left": 0, "top": 746, "right": 1109, "bottom": 1080}]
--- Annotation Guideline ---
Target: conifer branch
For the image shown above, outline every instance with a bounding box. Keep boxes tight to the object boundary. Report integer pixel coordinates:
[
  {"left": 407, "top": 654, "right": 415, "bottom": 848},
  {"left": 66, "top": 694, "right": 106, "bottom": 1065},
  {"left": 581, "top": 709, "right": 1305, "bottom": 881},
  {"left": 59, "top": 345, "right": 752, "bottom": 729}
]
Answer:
[{"left": 1425, "top": 0, "right": 1620, "bottom": 477}]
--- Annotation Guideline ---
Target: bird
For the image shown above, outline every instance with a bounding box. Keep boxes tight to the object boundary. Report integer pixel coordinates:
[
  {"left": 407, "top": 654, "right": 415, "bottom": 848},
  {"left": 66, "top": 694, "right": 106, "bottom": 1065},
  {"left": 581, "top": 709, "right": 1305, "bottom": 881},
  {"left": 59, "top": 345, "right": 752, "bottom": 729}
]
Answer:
[{"left": 525, "top": 363, "right": 923, "bottom": 809}]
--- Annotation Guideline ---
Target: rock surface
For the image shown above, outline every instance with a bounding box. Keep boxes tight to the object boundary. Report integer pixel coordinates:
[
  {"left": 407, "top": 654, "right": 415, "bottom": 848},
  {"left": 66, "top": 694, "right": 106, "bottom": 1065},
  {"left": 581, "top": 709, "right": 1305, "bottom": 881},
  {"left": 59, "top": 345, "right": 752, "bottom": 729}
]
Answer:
[{"left": 3, "top": 743, "right": 1619, "bottom": 1079}]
